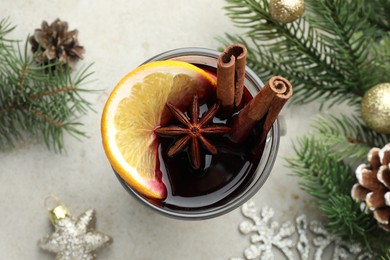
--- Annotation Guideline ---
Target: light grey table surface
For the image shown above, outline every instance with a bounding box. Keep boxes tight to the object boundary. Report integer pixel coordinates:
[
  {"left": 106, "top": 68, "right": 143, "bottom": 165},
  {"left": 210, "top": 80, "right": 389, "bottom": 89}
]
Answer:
[{"left": 0, "top": 1, "right": 346, "bottom": 259}]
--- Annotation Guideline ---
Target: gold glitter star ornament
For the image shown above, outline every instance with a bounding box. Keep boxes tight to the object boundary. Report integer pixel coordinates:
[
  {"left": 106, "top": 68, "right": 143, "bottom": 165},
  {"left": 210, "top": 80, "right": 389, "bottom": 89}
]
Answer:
[
  {"left": 269, "top": 0, "right": 305, "bottom": 24},
  {"left": 38, "top": 198, "right": 112, "bottom": 260}
]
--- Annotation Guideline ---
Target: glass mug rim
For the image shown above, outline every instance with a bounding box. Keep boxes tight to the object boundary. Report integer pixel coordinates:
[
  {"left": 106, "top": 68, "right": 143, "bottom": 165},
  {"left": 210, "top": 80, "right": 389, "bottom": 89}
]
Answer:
[{"left": 113, "top": 47, "right": 280, "bottom": 220}]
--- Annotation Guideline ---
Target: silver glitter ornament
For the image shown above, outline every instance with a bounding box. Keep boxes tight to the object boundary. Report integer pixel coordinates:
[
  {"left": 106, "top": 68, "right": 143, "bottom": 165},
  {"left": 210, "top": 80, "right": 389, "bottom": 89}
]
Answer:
[
  {"left": 38, "top": 198, "right": 112, "bottom": 260},
  {"left": 269, "top": 0, "right": 305, "bottom": 24}
]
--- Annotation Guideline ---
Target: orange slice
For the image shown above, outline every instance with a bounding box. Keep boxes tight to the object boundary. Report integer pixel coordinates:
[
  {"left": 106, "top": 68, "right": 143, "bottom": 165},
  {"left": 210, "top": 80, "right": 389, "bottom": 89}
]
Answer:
[{"left": 101, "top": 61, "right": 216, "bottom": 199}]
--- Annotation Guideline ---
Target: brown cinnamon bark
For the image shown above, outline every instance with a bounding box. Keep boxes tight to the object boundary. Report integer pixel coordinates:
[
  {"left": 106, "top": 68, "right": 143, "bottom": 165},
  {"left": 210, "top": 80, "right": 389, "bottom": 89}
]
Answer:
[
  {"left": 217, "top": 44, "right": 247, "bottom": 117},
  {"left": 258, "top": 77, "right": 293, "bottom": 144},
  {"left": 229, "top": 76, "right": 290, "bottom": 144}
]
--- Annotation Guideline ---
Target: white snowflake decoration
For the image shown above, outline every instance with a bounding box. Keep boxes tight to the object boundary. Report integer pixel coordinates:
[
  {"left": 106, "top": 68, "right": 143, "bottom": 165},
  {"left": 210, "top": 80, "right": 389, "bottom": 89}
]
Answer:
[{"left": 232, "top": 201, "right": 372, "bottom": 260}]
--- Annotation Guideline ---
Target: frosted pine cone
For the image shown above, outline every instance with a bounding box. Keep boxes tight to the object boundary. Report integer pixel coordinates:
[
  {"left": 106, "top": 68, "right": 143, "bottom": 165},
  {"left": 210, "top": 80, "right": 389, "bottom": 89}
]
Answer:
[
  {"left": 351, "top": 144, "right": 390, "bottom": 231},
  {"left": 29, "top": 19, "right": 84, "bottom": 69}
]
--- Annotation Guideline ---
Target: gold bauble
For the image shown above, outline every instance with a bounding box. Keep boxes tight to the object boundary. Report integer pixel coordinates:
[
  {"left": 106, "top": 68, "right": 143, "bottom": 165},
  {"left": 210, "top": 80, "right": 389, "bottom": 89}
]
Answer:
[
  {"left": 361, "top": 83, "right": 390, "bottom": 134},
  {"left": 269, "top": 0, "right": 305, "bottom": 23}
]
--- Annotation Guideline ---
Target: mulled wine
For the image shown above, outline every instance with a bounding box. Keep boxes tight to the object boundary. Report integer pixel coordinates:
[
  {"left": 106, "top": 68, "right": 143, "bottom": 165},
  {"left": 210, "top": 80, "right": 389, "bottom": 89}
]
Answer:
[
  {"left": 105, "top": 47, "right": 283, "bottom": 220},
  {"left": 155, "top": 65, "right": 265, "bottom": 211}
]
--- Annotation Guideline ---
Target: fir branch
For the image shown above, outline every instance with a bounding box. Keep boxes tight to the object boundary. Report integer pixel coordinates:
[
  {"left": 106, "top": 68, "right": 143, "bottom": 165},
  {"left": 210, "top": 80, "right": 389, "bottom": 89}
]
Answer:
[
  {"left": 222, "top": 0, "right": 390, "bottom": 254},
  {"left": 286, "top": 137, "right": 389, "bottom": 253},
  {"left": 364, "top": 0, "right": 390, "bottom": 33},
  {"left": 29, "top": 85, "right": 77, "bottom": 99},
  {"left": 223, "top": 0, "right": 350, "bottom": 105},
  {"left": 0, "top": 20, "right": 94, "bottom": 151},
  {"left": 287, "top": 137, "right": 355, "bottom": 198},
  {"left": 221, "top": 0, "right": 388, "bottom": 107},
  {"left": 0, "top": 18, "right": 15, "bottom": 42},
  {"left": 305, "top": 0, "right": 384, "bottom": 95},
  {"left": 322, "top": 195, "right": 375, "bottom": 240},
  {"left": 311, "top": 114, "right": 390, "bottom": 161},
  {"left": 375, "top": 32, "right": 390, "bottom": 76}
]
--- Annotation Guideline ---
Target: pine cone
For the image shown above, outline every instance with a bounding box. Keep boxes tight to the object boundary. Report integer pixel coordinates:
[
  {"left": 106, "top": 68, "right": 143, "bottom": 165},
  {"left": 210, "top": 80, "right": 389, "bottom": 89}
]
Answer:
[
  {"left": 351, "top": 144, "right": 390, "bottom": 231},
  {"left": 29, "top": 19, "right": 84, "bottom": 68}
]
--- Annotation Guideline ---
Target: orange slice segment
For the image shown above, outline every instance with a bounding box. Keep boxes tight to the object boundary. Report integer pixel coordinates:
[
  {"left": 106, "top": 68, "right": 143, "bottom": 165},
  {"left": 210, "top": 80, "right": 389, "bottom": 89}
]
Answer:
[{"left": 101, "top": 61, "right": 216, "bottom": 199}]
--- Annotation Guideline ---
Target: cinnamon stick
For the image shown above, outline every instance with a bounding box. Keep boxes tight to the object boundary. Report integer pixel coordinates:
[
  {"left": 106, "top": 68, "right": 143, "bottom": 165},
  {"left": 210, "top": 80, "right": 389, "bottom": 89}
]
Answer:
[
  {"left": 229, "top": 76, "right": 292, "bottom": 144},
  {"left": 217, "top": 44, "right": 247, "bottom": 117},
  {"left": 259, "top": 78, "right": 293, "bottom": 144}
]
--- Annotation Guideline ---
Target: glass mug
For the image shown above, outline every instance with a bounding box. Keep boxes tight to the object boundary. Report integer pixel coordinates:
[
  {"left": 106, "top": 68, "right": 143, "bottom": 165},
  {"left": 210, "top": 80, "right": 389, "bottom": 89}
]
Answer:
[{"left": 112, "top": 47, "right": 280, "bottom": 220}]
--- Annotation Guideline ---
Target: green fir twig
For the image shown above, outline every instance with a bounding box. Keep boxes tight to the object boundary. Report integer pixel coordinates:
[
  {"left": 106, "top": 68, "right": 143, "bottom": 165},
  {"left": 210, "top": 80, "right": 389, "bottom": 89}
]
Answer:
[
  {"left": 220, "top": 0, "right": 389, "bottom": 108},
  {"left": 0, "top": 18, "right": 15, "bottom": 42},
  {"left": 364, "top": 0, "right": 390, "bottom": 33},
  {"left": 286, "top": 137, "right": 390, "bottom": 253},
  {"left": 376, "top": 32, "right": 390, "bottom": 76},
  {"left": 221, "top": 0, "right": 390, "bottom": 255},
  {"left": 0, "top": 19, "right": 95, "bottom": 151},
  {"left": 311, "top": 114, "right": 390, "bottom": 161}
]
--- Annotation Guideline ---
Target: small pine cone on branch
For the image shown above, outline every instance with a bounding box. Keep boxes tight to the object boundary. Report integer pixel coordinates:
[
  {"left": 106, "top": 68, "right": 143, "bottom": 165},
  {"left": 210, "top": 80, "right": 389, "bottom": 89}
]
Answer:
[
  {"left": 29, "top": 18, "right": 85, "bottom": 69},
  {"left": 351, "top": 144, "right": 390, "bottom": 231}
]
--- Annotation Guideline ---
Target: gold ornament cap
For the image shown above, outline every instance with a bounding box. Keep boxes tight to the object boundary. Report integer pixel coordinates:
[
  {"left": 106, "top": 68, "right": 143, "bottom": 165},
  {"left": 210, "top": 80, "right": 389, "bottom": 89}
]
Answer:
[
  {"left": 269, "top": 0, "right": 305, "bottom": 24},
  {"left": 361, "top": 82, "right": 390, "bottom": 134},
  {"left": 45, "top": 196, "right": 71, "bottom": 224}
]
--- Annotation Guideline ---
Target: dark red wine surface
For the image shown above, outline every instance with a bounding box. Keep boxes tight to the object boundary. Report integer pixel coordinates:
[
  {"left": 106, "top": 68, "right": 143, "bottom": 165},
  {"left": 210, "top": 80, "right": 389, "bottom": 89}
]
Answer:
[{"left": 155, "top": 65, "right": 265, "bottom": 210}]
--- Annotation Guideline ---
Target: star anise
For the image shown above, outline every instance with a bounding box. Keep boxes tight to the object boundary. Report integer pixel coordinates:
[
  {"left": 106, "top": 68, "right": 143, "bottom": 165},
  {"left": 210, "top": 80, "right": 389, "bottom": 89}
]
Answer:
[{"left": 155, "top": 95, "right": 231, "bottom": 169}]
